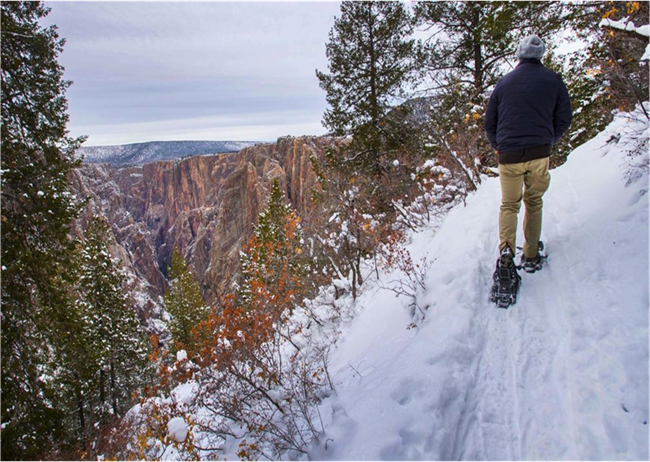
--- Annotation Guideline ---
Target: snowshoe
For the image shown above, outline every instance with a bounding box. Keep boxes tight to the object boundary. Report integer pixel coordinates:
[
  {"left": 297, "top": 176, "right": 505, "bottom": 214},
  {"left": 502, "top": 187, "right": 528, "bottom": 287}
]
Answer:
[
  {"left": 489, "top": 247, "right": 521, "bottom": 309},
  {"left": 518, "top": 241, "right": 548, "bottom": 273}
]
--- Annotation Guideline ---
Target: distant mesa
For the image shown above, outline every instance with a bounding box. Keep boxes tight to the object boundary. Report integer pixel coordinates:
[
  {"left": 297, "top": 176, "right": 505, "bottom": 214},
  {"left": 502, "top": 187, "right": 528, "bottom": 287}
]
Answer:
[{"left": 78, "top": 140, "right": 261, "bottom": 167}]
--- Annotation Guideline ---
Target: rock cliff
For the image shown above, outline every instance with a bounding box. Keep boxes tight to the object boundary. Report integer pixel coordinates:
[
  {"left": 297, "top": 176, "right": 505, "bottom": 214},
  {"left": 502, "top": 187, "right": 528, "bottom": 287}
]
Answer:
[{"left": 71, "top": 136, "right": 336, "bottom": 319}]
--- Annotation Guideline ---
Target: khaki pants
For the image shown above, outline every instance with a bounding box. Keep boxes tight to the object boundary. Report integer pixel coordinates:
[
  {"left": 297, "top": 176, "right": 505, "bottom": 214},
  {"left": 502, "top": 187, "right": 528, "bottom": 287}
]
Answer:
[{"left": 499, "top": 157, "right": 550, "bottom": 259}]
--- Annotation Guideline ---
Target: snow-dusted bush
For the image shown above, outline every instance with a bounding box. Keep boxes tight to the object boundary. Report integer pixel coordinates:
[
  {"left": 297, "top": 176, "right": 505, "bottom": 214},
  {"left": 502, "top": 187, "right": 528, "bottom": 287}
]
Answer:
[
  {"left": 124, "top": 286, "right": 341, "bottom": 461},
  {"left": 191, "top": 298, "right": 337, "bottom": 460},
  {"left": 393, "top": 158, "right": 466, "bottom": 230},
  {"left": 606, "top": 105, "right": 650, "bottom": 185},
  {"left": 378, "top": 232, "right": 432, "bottom": 326}
]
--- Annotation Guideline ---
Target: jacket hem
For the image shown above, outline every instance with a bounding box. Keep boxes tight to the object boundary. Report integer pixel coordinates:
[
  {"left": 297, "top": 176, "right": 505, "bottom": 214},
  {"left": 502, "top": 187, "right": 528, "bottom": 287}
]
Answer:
[{"left": 498, "top": 144, "right": 551, "bottom": 164}]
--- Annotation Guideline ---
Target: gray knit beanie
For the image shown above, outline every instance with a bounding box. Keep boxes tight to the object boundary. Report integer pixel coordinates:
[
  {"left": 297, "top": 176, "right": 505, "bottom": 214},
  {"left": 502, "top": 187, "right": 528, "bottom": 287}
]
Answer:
[{"left": 516, "top": 35, "right": 545, "bottom": 60}]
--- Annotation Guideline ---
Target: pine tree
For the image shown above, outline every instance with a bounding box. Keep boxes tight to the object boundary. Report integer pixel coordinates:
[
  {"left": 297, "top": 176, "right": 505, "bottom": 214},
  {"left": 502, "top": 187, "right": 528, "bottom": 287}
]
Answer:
[
  {"left": 313, "top": 2, "right": 424, "bottom": 299},
  {"left": 316, "top": 1, "right": 416, "bottom": 173},
  {"left": 77, "top": 217, "right": 152, "bottom": 426},
  {"left": 543, "top": 48, "right": 612, "bottom": 167},
  {"left": 238, "top": 179, "right": 312, "bottom": 315},
  {"left": 164, "top": 248, "right": 209, "bottom": 355},
  {"left": 413, "top": 2, "right": 567, "bottom": 170},
  {"left": 1, "top": 2, "right": 86, "bottom": 458},
  {"left": 414, "top": 2, "right": 566, "bottom": 100},
  {"left": 151, "top": 181, "right": 322, "bottom": 461},
  {"left": 36, "top": 216, "right": 154, "bottom": 456}
]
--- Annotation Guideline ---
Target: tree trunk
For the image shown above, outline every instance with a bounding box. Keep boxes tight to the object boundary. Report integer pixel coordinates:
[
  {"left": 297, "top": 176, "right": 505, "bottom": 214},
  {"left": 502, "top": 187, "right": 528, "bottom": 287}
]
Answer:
[
  {"left": 366, "top": 3, "right": 380, "bottom": 165},
  {"left": 471, "top": 5, "right": 484, "bottom": 97},
  {"left": 356, "top": 253, "right": 363, "bottom": 286},
  {"left": 110, "top": 361, "right": 119, "bottom": 416},
  {"left": 77, "top": 389, "right": 86, "bottom": 446},
  {"left": 367, "top": 3, "right": 378, "bottom": 128},
  {"left": 99, "top": 368, "right": 106, "bottom": 405}
]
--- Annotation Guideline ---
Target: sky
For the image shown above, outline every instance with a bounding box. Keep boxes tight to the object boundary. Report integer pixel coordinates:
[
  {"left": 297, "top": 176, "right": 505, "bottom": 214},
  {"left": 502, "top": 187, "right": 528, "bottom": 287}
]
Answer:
[{"left": 42, "top": 1, "right": 343, "bottom": 146}]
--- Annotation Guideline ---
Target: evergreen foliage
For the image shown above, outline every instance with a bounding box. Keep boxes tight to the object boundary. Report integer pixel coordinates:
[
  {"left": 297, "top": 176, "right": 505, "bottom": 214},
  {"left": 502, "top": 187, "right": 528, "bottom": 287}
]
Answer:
[
  {"left": 414, "top": 2, "right": 566, "bottom": 98},
  {"left": 238, "top": 179, "right": 314, "bottom": 310},
  {"left": 164, "top": 248, "right": 209, "bottom": 355},
  {"left": 314, "top": 2, "right": 431, "bottom": 299},
  {"left": 316, "top": 0, "right": 416, "bottom": 173},
  {"left": 250, "top": 179, "right": 294, "bottom": 257},
  {"left": 15, "top": 216, "right": 155, "bottom": 459},
  {"left": 543, "top": 48, "right": 612, "bottom": 167},
  {"left": 1, "top": 2, "right": 86, "bottom": 458},
  {"left": 413, "top": 1, "right": 568, "bottom": 171},
  {"left": 132, "top": 180, "right": 325, "bottom": 460},
  {"left": 77, "top": 217, "right": 152, "bottom": 426}
]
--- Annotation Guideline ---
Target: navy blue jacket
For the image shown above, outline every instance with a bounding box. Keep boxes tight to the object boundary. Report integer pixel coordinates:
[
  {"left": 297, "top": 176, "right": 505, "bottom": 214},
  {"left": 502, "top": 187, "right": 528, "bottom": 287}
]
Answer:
[{"left": 484, "top": 58, "right": 572, "bottom": 164}]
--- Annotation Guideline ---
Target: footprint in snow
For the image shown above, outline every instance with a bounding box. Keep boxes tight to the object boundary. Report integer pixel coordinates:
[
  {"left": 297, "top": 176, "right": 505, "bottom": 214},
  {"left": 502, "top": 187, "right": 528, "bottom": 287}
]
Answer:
[
  {"left": 390, "top": 389, "right": 412, "bottom": 406},
  {"left": 389, "top": 378, "right": 430, "bottom": 406}
]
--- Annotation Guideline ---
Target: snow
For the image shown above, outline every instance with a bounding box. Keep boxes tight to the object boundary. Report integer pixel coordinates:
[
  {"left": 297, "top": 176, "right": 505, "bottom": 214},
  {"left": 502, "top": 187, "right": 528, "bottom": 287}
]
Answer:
[
  {"left": 172, "top": 381, "right": 197, "bottom": 406},
  {"left": 637, "top": 24, "right": 650, "bottom": 37},
  {"left": 600, "top": 18, "right": 648, "bottom": 36},
  {"left": 141, "top": 106, "right": 648, "bottom": 461},
  {"left": 167, "top": 417, "right": 188, "bottom": 443},
  {"left": 637, "top": 46, "right": 649, "bottom": 63},
  {"left": 176, "top": 350, "right": 187, "bottom": 362},
  {"left": 78, "top": 140, "right": 259, "bottom": 167},
  {"left": 599, "top": 17, "right": 650, "bottom": 61},
  {"left": 310, "top": 107, "right": 649, "bottom": 460}
]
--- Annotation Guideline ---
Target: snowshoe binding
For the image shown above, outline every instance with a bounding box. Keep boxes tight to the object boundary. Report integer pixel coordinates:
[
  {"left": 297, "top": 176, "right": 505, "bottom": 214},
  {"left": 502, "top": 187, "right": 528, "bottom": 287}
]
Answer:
[
  {"left": 518, "top": 241, "right": 548, "bottom": 273},
  {"left": 490, "top": 247, "right": 521, "bottom": 309}
]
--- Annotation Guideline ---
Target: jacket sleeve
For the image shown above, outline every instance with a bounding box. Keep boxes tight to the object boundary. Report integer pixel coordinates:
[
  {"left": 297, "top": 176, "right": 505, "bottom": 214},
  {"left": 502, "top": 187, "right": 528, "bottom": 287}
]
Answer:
[
  {"left": 484, "top": 88, "right": 499, "bottom": 149},
  {"left": 553, "top": 78, "right": 572, "bottom": 144}
]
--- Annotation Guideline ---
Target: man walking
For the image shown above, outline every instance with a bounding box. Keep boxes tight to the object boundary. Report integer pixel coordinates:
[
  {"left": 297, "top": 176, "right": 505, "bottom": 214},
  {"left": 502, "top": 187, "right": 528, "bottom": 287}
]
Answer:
[{"left": 485, "top": 34, "right": 572, "bottom": 276}]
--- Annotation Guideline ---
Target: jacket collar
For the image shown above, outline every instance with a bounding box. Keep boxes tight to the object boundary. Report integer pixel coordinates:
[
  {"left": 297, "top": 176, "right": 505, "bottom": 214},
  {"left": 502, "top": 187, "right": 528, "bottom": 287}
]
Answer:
[{"left": 517, "top": 58, "right": 543, "bottom": 67}]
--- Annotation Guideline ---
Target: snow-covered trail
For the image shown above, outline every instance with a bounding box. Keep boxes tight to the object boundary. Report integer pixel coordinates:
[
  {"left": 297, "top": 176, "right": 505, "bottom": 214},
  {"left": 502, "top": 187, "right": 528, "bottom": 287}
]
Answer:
[{"left": 312, "top": 113, "right": 649, "bottom": 460}]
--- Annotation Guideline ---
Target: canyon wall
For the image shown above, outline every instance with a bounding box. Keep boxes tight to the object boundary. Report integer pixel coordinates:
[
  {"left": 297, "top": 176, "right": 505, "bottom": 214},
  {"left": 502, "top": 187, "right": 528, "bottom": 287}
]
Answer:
[{"left": 70, "top": 136, "right": 336, "bottom": 319}]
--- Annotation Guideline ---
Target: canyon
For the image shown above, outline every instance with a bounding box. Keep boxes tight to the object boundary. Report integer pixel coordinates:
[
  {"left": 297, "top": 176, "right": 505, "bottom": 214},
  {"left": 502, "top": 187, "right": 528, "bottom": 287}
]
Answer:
[{"left": 70, "top": 136, "right": 336, "bottom": 326}]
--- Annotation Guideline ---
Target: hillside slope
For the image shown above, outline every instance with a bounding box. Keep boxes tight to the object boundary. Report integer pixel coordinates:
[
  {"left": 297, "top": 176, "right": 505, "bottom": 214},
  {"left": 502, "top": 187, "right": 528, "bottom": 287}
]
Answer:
[{"left": 312, "top": 108, "right": 649, "bottom": 460}]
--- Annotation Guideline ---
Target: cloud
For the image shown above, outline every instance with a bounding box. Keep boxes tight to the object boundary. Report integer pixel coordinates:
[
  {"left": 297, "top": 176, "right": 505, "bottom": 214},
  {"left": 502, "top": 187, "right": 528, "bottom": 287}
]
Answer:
[
  {"left": 73, "top": 110, "right": 327, "bottom": 146},
  {"left": 43, "top": 1, "right": 341, "bottom": 145}
]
